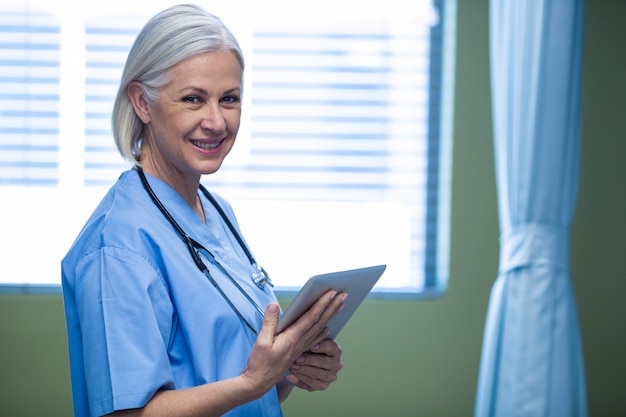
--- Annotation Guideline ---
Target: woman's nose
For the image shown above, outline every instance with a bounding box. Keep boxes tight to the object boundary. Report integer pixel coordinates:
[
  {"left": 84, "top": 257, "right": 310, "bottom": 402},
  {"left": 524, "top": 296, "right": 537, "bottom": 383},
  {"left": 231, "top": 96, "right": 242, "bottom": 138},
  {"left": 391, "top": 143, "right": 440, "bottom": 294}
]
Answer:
[{"left": 200, "top": 102, "right": 226, "bottom": 133}]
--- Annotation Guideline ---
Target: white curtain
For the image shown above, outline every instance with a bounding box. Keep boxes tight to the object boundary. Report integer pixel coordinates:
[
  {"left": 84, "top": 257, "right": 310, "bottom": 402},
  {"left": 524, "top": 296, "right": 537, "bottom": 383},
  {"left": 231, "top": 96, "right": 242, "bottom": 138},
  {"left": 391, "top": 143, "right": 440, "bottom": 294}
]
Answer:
[{"left": 475, "top": 1, "right": 587, "bottom": 416}]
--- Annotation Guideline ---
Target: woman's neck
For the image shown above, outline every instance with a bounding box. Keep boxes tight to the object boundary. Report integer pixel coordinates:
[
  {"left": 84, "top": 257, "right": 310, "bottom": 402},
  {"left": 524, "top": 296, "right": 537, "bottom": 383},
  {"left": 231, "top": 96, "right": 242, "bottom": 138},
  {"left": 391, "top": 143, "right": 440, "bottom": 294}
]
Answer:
[{"left": 138, "top": 160, "right": 205, "bottom": 222}]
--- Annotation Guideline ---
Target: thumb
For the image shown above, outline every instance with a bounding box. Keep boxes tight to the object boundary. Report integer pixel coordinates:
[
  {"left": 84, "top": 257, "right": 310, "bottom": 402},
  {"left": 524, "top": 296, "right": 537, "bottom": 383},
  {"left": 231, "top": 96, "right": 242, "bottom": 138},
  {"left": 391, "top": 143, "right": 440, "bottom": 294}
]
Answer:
[{"left": 259, "top": 303, "right": 280, "bottom": 340}]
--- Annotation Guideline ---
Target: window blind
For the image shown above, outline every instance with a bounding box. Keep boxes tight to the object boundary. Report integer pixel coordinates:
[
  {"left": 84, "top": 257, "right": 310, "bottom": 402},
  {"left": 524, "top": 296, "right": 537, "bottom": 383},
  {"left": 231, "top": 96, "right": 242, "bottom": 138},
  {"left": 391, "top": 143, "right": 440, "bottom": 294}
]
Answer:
[
  {"left": 0, "top": 11, "right": 60, "bottom": 185},
  {"left": 84, "top": 17, "right": 140, "bottom": 185},
  {"left": 0, "top": 1, "right": 454, "bottom": 296}
]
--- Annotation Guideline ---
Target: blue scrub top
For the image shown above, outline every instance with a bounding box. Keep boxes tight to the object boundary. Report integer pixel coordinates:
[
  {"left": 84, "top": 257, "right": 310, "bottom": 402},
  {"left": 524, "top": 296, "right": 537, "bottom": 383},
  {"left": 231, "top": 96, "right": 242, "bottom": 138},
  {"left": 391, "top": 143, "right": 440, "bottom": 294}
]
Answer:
[{"left": 62, "top": 170, "right": 282, "bottom": 417}]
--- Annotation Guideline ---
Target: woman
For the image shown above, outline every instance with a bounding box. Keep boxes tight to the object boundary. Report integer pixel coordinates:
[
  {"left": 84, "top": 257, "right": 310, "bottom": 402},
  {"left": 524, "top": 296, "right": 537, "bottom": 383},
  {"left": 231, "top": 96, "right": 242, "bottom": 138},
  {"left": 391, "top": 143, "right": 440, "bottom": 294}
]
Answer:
[{"left": 62, "top": 4, "right": 346, "bottom": 416}]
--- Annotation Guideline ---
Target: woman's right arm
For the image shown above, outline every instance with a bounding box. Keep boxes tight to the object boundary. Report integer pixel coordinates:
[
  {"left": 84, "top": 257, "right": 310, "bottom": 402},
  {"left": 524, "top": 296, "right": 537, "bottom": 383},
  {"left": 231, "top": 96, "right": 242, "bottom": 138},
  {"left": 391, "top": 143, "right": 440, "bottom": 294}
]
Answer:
[
  {"left": 106, "top": 375, "right": 266, "bottom": 417},
  {"left": 107, "top": 290, "right": 346, "bottom": 417}
]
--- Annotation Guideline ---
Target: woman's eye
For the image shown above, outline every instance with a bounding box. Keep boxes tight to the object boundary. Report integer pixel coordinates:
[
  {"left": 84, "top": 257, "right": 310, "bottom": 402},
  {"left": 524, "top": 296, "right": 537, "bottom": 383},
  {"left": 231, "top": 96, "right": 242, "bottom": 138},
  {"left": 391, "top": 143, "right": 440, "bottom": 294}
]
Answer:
[
  {"left": 183, "top": 96, "right": 201, "bottom": 103},
  {"left": 221, "top": 95, "right": 240, "bottom": 104}
]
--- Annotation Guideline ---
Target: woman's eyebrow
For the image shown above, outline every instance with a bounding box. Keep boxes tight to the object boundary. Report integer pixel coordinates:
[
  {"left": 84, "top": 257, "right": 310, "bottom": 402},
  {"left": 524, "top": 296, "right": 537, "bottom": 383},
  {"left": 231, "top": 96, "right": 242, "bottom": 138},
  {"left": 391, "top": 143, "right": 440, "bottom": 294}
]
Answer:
[
  {"left": 180, "top": 86, "right": 241, "bottom": 95},
  {"left": 180, "top": 86, "right": 208, "bottom": 95},
  {"left": 223, "top": 87, "right": 242, "bottom": 95}
]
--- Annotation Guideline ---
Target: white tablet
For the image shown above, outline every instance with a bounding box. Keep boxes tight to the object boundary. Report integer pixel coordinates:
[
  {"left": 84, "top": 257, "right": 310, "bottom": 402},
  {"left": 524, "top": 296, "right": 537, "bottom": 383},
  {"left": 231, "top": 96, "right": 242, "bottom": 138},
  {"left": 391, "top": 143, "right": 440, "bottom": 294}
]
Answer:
[{"left": 275, "top": 264, "right": 386, "bottom": 339}]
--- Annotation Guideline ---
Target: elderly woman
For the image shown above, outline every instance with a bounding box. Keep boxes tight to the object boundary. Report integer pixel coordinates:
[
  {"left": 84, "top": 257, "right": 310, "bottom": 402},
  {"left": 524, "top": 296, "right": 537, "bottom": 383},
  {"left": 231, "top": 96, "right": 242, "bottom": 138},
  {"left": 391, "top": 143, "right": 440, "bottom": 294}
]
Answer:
[{"left": 62, "top": 4, "right": 345, "bottom": 416}]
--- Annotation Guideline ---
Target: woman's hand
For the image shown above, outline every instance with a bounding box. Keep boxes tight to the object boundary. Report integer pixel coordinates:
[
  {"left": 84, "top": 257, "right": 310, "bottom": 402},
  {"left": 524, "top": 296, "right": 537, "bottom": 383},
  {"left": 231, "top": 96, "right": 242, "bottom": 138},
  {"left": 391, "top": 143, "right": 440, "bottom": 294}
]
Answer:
[
  {"left": 285, "top": 339, "right": 343, "bottom": 391},
  {"left": 239, "top": 290, "right": 347, "bottom": 398}
]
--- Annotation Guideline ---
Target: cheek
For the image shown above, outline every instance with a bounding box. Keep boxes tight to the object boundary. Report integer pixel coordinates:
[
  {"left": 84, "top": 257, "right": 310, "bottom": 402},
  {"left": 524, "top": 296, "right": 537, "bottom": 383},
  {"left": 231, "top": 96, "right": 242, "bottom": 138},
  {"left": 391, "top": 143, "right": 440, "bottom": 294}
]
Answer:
[
  {"left": 159, "top": 109, "right": 197, "bottom": 135},
  {"left": 227, "top": 111, "right": 242, "bottom": 135}
]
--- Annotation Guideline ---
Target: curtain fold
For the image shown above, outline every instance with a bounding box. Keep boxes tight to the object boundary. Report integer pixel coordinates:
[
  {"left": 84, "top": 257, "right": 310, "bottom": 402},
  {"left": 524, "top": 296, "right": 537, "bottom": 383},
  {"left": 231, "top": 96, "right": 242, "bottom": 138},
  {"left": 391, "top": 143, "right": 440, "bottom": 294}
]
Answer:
[{"left": 475, "top": 1, "right": 587, "bottom": 416}]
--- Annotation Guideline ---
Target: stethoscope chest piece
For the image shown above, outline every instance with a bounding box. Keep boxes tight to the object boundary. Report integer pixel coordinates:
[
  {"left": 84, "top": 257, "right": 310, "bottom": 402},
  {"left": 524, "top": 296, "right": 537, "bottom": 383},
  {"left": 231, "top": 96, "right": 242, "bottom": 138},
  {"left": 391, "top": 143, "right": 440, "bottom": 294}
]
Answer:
[{"left": 251, "top": 263, "right": 273, "bottom": 289}]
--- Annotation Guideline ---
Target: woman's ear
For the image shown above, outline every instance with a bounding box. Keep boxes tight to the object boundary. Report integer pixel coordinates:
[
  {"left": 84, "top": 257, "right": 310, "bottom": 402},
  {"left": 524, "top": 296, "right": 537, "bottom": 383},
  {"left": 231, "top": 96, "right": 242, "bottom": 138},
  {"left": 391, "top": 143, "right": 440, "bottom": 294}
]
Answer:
[{"left": 127, "top": 81, "right": 152, "bottom": 124}]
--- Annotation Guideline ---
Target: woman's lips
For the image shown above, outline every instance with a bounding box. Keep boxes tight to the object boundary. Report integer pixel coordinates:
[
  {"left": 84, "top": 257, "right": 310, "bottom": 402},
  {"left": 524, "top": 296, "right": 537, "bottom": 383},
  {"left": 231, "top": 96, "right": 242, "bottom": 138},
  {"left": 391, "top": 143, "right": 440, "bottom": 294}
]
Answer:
[{"left": 191, "top": 139, "right": 223, "bottom": 151}]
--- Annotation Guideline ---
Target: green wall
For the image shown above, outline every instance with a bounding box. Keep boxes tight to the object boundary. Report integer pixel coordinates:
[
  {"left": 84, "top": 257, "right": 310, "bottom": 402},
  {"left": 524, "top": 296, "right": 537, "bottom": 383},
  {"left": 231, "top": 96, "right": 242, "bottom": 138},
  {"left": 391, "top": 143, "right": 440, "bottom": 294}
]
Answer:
[
  {"left": 1, "top": 1, "right": 624, "bottom": 415},
  {"left": 571, "top": 0, "right": 626, "bottom": 415}
]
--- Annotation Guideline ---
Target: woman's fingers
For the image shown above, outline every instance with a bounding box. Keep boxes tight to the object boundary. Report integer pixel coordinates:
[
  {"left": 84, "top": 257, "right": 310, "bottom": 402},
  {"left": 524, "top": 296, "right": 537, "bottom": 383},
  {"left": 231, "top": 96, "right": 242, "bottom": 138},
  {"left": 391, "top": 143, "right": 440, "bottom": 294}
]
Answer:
[
  {"left": 287, "top": 340, "right": 343, "bottom": 391},
  {"left": 285, "top": 291, "right": 347, "bottom": 350}
]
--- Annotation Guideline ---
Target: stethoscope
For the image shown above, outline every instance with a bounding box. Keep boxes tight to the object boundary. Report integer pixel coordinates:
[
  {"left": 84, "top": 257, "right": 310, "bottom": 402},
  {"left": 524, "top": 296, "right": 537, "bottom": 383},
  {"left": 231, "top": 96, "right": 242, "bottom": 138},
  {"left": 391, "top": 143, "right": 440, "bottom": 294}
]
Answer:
[{"left": 136, "top": 166, "right": 272, "bottom": 336}]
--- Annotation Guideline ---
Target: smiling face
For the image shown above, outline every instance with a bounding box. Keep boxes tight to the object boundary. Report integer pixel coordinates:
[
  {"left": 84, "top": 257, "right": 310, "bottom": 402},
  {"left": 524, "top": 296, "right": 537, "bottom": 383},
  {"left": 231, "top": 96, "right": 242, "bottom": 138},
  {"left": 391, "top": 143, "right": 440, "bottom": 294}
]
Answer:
[{"left": 130, "top": 50, "right": 243, "bottom": 192}]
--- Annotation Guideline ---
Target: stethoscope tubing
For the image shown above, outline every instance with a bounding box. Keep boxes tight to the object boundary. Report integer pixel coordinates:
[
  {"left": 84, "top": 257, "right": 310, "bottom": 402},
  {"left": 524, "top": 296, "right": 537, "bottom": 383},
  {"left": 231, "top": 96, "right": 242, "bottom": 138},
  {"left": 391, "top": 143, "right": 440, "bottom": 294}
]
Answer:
[{"left": 136, "top": 166, "right": 265, "bottom": 335}]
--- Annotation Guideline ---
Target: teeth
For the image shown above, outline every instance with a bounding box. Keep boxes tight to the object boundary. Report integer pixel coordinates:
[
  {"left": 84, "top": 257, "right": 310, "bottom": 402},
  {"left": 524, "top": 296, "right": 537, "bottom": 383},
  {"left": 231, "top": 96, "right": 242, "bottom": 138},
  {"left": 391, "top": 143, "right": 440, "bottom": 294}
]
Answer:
[{"left": 192, "top": 140, "right": 220, "bottom": 150}]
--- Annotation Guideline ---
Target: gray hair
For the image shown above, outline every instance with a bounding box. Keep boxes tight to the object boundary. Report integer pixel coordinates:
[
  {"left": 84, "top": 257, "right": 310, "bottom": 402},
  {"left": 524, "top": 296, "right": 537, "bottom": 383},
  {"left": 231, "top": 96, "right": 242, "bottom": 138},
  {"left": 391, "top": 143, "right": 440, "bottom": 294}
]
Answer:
[{"left": 112, "top": 4, "right": 244, "bottom": 162}]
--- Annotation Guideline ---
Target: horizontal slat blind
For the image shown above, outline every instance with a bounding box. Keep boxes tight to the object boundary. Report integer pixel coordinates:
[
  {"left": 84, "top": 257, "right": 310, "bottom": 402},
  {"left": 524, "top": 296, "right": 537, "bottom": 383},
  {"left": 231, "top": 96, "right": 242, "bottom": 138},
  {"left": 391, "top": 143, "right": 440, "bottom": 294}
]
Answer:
[
  {"left": 0, "top": 12, "right": 60, "bottom": 185},
  {"left": 214, "top": 24, "right": 430, "bottom": 204},
  {"left": 0, "top": 2, "right": 452, "bottom": 294},
  {"left": 84, "top": 17, "right": 140, "bottom": 185}
]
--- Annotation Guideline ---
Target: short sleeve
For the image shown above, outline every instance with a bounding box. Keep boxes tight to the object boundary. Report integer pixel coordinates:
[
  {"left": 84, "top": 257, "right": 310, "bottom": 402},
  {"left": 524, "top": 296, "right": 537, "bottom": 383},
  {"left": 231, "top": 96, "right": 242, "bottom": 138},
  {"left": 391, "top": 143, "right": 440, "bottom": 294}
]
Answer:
[{"left": 74, "top": 246, "right": 174, "bottom": 416}]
